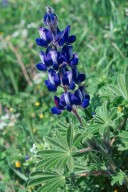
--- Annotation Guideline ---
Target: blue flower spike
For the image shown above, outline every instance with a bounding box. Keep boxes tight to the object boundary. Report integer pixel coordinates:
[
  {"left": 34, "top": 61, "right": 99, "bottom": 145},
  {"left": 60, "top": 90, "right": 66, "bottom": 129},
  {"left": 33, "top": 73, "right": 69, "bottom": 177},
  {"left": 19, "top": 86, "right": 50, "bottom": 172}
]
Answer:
[{"left": 35, "top": 7, "right": 90, "bottom": 124}]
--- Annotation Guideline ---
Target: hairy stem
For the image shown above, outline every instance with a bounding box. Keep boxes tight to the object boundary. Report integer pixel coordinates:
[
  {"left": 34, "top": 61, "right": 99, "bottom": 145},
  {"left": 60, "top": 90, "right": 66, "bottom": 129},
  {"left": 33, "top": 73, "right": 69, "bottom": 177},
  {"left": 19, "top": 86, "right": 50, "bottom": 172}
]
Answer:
[
  {"left": 77, "top": 147, "right": 92, "bottom": 154},
  {"left": 75, "top": 170, "right": 110, "bottom": 177},
  {"left": 72, "top": 108, "right": 83, "bottom": 126}
]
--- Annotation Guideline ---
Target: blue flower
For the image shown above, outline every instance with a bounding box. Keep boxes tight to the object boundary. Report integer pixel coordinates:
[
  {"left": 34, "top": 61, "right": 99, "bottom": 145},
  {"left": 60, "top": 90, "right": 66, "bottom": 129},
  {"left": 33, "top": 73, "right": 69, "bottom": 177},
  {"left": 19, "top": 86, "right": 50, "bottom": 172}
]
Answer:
[
  {"left": 45, "top": 69, "right": 60, "bottom": 92},
  {"left": 55, "top": 25, "right": 76, "bottom": 46},
  {"left": 74, "top": 86, "right": 90, "bottom": 108},
  {"left": 62, "top": 70, "right": 76, "bottom": 90},
  {"left": 51, "top": 87, "right": 90, "bottom": 115},
  {"left": 62, "top": 45, "right": 79, "bottom": 67},
  {"left": 36, "top": 51, "right": 63, "bottom": 71},
  {"left": 51, "top": 92, "right": 78, "bottom": 115},
  {"left": 45, "top": 50, "right": 63, "bottom": 70},
  {"left": 51, "top": 96, "right": 64, "bottom": 115},
  {"left": 36, "top": 27, "right": 53, "bottom": 47},
  {"left": 72, "top": 67, "right": 85, "bottom": 83},
  {"left": 36, "top": 51, "right": 48, "bottom": 71}
]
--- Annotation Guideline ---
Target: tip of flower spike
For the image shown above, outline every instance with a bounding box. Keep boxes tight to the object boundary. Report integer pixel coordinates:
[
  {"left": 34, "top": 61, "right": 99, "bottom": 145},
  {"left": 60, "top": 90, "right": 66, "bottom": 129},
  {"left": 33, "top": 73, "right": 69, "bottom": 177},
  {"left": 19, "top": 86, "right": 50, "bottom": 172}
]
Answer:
[
  {"left": 44, "top": 6, "right": 58, "bottom": 31},
  {"left": 46, "top": 6, "right": 54, "bottom": 14}
]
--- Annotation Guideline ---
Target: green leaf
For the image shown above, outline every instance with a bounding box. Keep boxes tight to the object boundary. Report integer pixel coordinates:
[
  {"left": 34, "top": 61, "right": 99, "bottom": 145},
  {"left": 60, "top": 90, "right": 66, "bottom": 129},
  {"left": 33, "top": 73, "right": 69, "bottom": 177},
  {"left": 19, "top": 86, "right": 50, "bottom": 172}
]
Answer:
[
  {"left": 28, "top": 177, "right": 51, "bottom": 187},
  {"left": 36, "top": 159, "right": 49, "bottom": 169},
  {"left": 108, "top": 108, "right": 117, "bottom": 120},
  {"left": 37, "top": 177, "right": 65, "bottom": 192},
  {"left": 36, "top": 157, "right": 61, "bottom": 169},
  {"left": 108, "top": 84, "right": 122, "bottom": 96},
  {"left": 56, "top": 130, "right": 69, "bottom": 150},
  {"left": 67, "top": 156, "right": 74, "bottom": 172},
  {"left": 58, "top": 121, "right": 68, "bottom": 128},
  {"left": 73, "top": 133, "right": 83, "bottom": 147},
  {"left": 111, "top": 170, "right": 126, "bottom": 186},
  {"left": 30, "top": 171, "right": 58, "bottom": 178},
  {"left": 56, "top": 156, "right": 69, "bottom": 170},
  {"left": 117, "top": 74, "right": 128, "bottom": 99},
  {"left": 11, "top": 168, "right": 28, "bottom": 181},
  {"left": 67, "top": 124, "right": 73, "bottom": 148},
  {"left": 119, "top": 131, "right": 128, "bottom": 139},
  {"left": 36, "top": 150, "right": 64, "bottom": 158},
  {"left": 125, "top": 66, "right": 128, "bottom": 93},
  {"left": 43, "top": 157, "right": 62, "bottom": 170},
  {"left": 94, "top": 101, "right": 117, "bottom": 126},
  {"left": 99, "top": 125, "right": 107, "bottom": 136},
  {"left": 118, "top": 131, "right": 128, "bottom": 150},
  {"left": 45, "top": 137, "right": 67, "bottom": 151}
]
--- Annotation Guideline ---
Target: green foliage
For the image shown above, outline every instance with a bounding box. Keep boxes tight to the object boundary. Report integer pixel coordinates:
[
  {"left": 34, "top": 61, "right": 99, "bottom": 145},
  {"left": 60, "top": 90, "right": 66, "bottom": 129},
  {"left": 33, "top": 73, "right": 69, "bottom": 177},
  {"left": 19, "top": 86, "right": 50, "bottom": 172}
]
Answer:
[
  {"left": 108, "top": 66, "right": 128, "bottom": 100},
  {"left": 111, "top": 170, "right": 127, "bottom": 186},
  {"left": 1, "top": 0, "right": 128, "bottom": 191},
  {"left": 28, "top": 69, "right": 128, "bottom": 191}
]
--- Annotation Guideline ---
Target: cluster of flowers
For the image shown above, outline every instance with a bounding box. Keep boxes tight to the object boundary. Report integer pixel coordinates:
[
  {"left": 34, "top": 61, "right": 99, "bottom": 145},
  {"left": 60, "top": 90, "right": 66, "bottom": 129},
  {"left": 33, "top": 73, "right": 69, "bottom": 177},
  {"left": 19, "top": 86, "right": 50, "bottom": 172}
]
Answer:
[{"left": 36, "top": 7, "right": 90, "bottom": 115}]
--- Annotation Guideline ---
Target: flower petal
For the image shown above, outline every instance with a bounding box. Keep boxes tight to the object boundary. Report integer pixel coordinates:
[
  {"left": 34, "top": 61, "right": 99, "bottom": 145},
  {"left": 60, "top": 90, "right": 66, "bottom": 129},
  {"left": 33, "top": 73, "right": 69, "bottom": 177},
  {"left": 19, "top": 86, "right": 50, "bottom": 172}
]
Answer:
[
  {"left": 45, "top": 80, "right": 57, "bottom": 92},
  {"left": 68, "top": 35, "right": 76, "bottom": 44},
  {"left": 70, "top": 54, "right": 78, "bottom": 66},
  {"left": 60, "top": 93, "right": 66, "bottom": 106},
  {"left": 82, "top": 99, "right": 89, "bottom": 108},
  {"left": 72, "top": 67, "right": 79, "bottom": 81},
  {"left": 66, "top": 105, "right": 72, "bottom": 112},
  {"left": 38, "top": 27, "right": 53, "bottom": 42},
  {"left": 51, "top": 107, "right": 62, "bottom": 115},
  {"left": 70, "top": 94, "right": 79, "bottom": 105},
  {"left": 36, "top": 63, "right": 47, "bottom": 71},
  {"left": 54, "top": 74, "right": 61, "bottom": 86},
  {"left": 63, "top": 25, "right": 70, "bottom": 41},
  {"left": 54, "top": 96, "right": 60, "bottom": 107},
  {"left": 35, "top": 38, "right": 48, "bottom": 47},
  {"left": 77, "top": 74, "right": 85, "bottom": 83},
  {"left": 69, "top": 82, "right": 75, "bottom": 90}
]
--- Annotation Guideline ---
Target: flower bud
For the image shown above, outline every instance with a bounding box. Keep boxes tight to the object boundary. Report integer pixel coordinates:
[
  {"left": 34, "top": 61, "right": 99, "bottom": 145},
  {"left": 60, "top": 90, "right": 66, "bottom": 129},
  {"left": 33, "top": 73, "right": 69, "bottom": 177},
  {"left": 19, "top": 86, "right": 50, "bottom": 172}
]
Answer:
[{"left": 43, "top": 6, "right": 58, "bottom": 33}]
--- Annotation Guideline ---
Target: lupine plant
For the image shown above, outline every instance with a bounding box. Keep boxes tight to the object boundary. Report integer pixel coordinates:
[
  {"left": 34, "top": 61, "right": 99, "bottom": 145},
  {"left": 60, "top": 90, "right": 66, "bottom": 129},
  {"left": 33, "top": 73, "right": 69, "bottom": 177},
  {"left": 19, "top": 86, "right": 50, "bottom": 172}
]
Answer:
[{"left": 28, "top": 7, "right": 128, "bottom": 192}]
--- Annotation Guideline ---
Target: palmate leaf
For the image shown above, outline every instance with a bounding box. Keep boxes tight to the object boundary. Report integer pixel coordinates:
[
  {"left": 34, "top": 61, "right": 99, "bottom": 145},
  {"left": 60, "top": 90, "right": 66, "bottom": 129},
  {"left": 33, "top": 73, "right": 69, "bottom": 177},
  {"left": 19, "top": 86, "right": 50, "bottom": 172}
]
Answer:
[
  {"left": 37, "top": 177, "right": 65, "bottom": 192},
  {"left": 28, "top": 171, "right": 65, "bottom": 192},
  {"left": 74, "top": 158, "right": 88, "bottom": 172},
  {"left": 108, "top": 66, "right": 128, "bottom": 100},
  {"left": 56, "top": 130, "right": 69, "bottom": 150},
  {"left": 36, "top": 151, "right": 70, "bottom": 170},
  {"left": 94, "top": 101, "right": 117, "bottom": 126},
  {"left": 29, "top": 128, "right": 80, "bottom": 190},
  {"left": 34, "top": 129, "right": 76, "bottom": 172},
  {"left": 45, "top": 137, "right": 67, "bottom": 151},
  {"left": 118, "top": 131, "right": 128, "bottom": 151},
  {"left": 73, "top": 133, "right": 83, "bottom": 147},
  {"left": 111, "top": 170, "right": 126, "bottom": 186},
  {"left": 82, "top": 123, "right": 100, "bottom": 142}
]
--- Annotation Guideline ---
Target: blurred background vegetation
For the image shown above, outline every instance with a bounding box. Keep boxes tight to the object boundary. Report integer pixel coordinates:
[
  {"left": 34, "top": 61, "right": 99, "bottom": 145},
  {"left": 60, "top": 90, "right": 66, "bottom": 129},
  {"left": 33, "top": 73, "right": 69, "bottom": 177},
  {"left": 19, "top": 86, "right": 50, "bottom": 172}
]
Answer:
[{"left": 0, "top": 0, "right": 128, "bottom": 191}]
